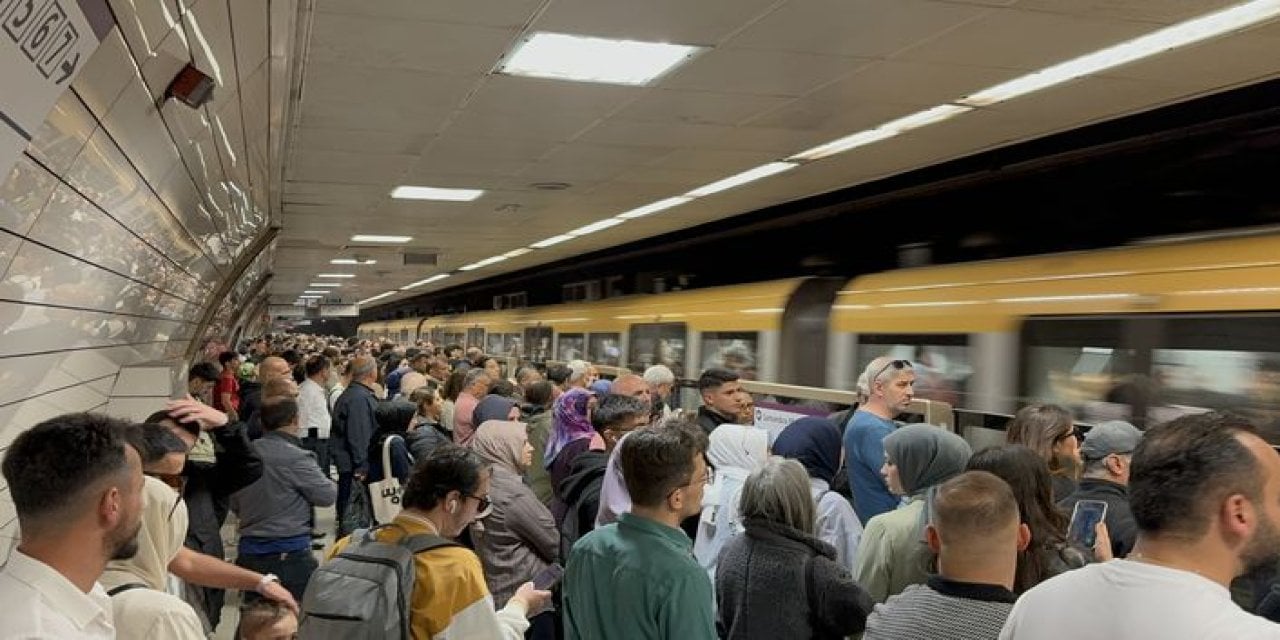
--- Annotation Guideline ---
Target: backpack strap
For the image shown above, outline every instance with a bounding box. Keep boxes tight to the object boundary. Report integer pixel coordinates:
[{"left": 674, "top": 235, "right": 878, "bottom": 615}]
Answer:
[
  {"left": 402, "top": 533, "right": 459, "bottom": 555},
  {"left": 107, "top": 582, "right": 149, "bottom": 597}
]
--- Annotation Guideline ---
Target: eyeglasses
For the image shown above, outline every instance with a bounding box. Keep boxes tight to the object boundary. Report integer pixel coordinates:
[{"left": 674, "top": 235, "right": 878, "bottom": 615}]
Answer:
[
  {"left": 872, "top": 359, "right": 912, "bottom": 382},
  {"left": 466, "top": 494, "right": 492, "bottom": 516}
]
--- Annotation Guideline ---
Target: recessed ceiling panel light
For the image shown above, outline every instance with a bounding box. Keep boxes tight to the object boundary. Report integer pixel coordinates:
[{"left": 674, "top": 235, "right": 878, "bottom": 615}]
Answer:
[
  {"left": 789, "top": 129, "right": 900, "bottom": 162},
  {"left": 503, "top": 248, "right": 533, "bottom": 258},
  {"left": 401, "top": 274, "right": 451, "bottom": 290},
  {"left": 330, "top": 258, "right": 377, "bottom": 265},
  {"left": 498, "top": 32, "right": 704, "bottom": 86},
  {"left": 308, "top": 282, "right": 341, "bottom": 288},
  {"left": 299, "top": 295, "right": 322, "bottom": 299},
  {"left": 568, "top": 218, "right": 626, "bottom": 236},
  {"left": 303, "top": 290, "right": 326, "bottom": 294},
  {"left": 359, "top": 291, "right": 397, "bottom": 305},
  {"left": 685, "top": 162, "right": 797, "bottom": 198},
  {"left": 530, "top": 234, "right": 576, "bottom": 249},
  {"left": 616, "top": 196, "right": 692, "bottom": 220},
  {"left": 351, "top": 235, "right": 412, "bottom": 243},
  {"left": 390, "top": 185, "right": 485, "bottom": 201},
  {"left": 316, "top": 273, "right": 355, "bottom": 278}
]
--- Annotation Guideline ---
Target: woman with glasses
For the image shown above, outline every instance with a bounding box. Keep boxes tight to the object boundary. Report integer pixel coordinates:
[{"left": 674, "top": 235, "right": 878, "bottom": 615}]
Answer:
[
  {"left": 329, "top": 444, "right": 551, "bottom": 639},
  {"left": 715, "top": 458, "right": 874, "bottom": 640},
  {"left": 693, "top": 423, "right": 770, "bottom": 580},
  {"left": 1005, "top": 403, "right": 1083, "bottom": 501},
  {"left": 773, "top": 417, "right": 865, "bottom": 572},
  {"left": 471, "top": 419, "right": 561, "bottom": 640}
]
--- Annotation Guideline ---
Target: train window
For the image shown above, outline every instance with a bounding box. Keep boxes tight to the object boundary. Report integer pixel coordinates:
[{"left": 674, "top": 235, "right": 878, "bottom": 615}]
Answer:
[
  {"left": 486, "top": 332, "right": 504, "bottom": 356},
  {"left": 700, "top": 332, "right": 759, "bottom": 380},
  {"left": 466, "top": 328, "right": 485, "bottom": 350},
  {"left": 429, "top": 328, "right": 443, "bottom": 345},
  {"left": 400, "top": 329, "right": 409, "bottom": 344},
  {"left": 503, "top": 333, "right": 523, "bottom": 358},
  {"left": 443, "top": 332, "right": 464, "bottom": 348},
  {"left": 557, "top": 333, "right": 586, "bottom": 361},
  {"left": 588, "top": 332, "right": 621, "bottom": 367},
  {"left": 629, "top": 323, "right": 687, "bottom": 377},
  {"left": 858, "top": 334, "right": 971, "bottom": 407},
  {"left": 525, "top": 326, "right": 552, "bottom": 363},
  {"left": 1021, "top": 318, "right": 1134, "bottom": 424}
]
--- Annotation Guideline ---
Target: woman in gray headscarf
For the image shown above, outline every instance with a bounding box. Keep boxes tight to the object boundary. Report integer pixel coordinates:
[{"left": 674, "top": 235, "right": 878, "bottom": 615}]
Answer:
[{"left": 853, "top": 423, "right": 971, "bottom": 602}]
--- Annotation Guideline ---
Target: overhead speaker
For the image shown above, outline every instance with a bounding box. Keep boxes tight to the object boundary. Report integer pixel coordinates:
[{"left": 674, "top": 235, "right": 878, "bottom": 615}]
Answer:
[{"left": 166, "top": 63, "right": 215, "bottom": 109}]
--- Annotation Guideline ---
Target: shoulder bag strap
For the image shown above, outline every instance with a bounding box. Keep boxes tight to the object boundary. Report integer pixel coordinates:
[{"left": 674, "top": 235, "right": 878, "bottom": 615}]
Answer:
[
  {"left": 107, "top": 582, "right": 149, "bottom": 597},
  {"left": 402, "top": 533, "right": 459, "bottom": 554}
]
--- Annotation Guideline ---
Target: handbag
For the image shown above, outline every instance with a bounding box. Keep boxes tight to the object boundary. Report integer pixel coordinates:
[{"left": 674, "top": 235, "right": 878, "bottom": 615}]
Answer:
[
  {"left": 339, "top": 483, "right": 371, "bottom": 539},
  {"left": 368, "top": 435, "right": 412, "bottom": 524}
]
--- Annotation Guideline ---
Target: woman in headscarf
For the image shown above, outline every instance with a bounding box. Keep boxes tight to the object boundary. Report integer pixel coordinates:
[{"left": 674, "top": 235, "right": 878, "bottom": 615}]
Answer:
[
  {"left": 853, "top": 423, "right": 972, "bottom": 602},
  {"left": 546, "top": 388, "right": 596, "bottom": 522},
  {"left": 772, "top": 417, "right": 864, "bottom": 571},
  {"left": 471, "top": 420, "right": 560, "bottom": 640},
  {"left": 693, "top": 424, "right": 770, "bottom": 579},
  {"left": 474, "top": 394, "right": 521, "bottom": 429},
  {"left": 366, "top": 400, "right": 417, "bottom": 484},
  {"left": 100, "top": 476, "right": 205, "bottom": 639}
]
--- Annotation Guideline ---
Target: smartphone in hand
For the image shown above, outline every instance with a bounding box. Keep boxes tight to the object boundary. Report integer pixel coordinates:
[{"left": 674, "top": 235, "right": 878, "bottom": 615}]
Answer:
[
  {"left": 1068, "top": 500, "right": 1109, "bottom": 549},
  {"left": 532, "top": 563, "right": 564, "bottom": 591}
]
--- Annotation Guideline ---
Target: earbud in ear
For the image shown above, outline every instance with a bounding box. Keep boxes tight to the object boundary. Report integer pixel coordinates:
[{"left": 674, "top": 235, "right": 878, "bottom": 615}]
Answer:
[{"left": 449, "top": 501, "right": 459, "bottom": 514}]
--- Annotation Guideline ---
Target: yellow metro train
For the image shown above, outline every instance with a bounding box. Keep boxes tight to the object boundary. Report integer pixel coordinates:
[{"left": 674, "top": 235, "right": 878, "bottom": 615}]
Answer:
[{"left": 360, "top": 232, "right": 1280, "bottom": 437}]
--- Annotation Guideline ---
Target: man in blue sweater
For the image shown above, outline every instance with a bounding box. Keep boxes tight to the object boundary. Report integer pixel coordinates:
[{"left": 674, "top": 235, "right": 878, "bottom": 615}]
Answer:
[{"left": 843, "top": 357, "right": 915, "bottom": 524}]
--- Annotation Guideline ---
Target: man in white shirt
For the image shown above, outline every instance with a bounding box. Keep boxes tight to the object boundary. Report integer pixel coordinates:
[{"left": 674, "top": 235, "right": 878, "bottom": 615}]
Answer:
[
  {"left": 1001, "top": 412, "right": 1280, "bottom": 639},
  {"left": 0, "top": 413, "right": 146, "bottom": 639},
  {"left": 298, "top": 354, "right": 333, "bottom": 476}
]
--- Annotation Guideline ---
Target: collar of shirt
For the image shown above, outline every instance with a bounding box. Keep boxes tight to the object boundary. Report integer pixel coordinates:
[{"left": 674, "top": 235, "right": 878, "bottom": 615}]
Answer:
[
  {"left": 3, "top": 549, "right": 114, "bottom": 631},
  {"left": 617, "top": 512, "right": 692, "bottom": 553},
  {"left": 1077, "top": 477, "right": 1128, "bottom": 497},
  {"left": 262, "top": 429, "right": 304, "bottom": 447},
  {"left": 927, "top": 575, "right": 1018, "bottom": 603}
]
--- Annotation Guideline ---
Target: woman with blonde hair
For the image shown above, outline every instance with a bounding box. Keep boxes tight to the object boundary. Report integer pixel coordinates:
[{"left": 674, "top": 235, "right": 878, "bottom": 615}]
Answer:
[{"left": 1005, "top": 403, "right": 1082, "bottom": 500}]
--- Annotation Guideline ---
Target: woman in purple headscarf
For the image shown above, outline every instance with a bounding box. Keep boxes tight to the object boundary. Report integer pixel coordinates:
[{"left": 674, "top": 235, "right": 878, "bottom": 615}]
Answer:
[{"left": 546, "top": 387, "right": 596, "bottom": 523}]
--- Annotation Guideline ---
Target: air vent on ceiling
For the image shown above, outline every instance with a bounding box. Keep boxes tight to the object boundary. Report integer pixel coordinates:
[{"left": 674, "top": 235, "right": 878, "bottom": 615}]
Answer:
[{"left": 402, "top": 252, "right": 438, "bottom": 266}]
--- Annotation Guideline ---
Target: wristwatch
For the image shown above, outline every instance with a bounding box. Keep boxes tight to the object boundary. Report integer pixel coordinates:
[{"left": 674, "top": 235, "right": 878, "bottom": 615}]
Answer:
[{"left": 255, "top": 573, "right": 280, "bottom": 594}]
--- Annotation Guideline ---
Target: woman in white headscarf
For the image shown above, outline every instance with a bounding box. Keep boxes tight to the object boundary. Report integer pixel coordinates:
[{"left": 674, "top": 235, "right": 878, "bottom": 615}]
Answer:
[
  {"left": 693, "top": 424, "right": 770, "bottom": 579},
  {"left": 99, "top": 476, "right": 205, "bottom": 639}
]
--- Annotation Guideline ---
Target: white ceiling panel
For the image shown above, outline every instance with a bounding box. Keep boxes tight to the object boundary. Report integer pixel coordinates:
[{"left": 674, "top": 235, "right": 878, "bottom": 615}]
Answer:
[
  {"left": 538, "top": 143, "right": 677, "bottom": 168},
  {"left": 662, "top": 48, "right": 871, "bottom": 97},
  {"left": 302, "top": 65, "right": 477, "bottom": 112},
  {"left": 1012, "top": 0, "right": 1240, "bottom": 24},
  {"left": 727, "top": 0, "right": 988, "bottom": 58},
  {"left": 443, "top": 109, "right": 597, "bottom": 142},
  {"left": 464, "top": 75, "right": 644, "bottom": 117},
  {"left": 1100, "top": 33, "right": 1280, "bottom": 90},
  {"left": 532, "top": 0, "right": 784, "bottom": 44},
  {"left": 292, "top": 127, "right": 432, "bottom": 155},
  {"left": 297, "top": 99, "right": 456, "bottom": 134},
  {"left": 315, "top": 0, "right": 545, "bottom": 28},
  {"left": 611, "top": 89, "right": 795, "bottom": 127},
  {"left": 895, "top": 8, "right": 1164, "bottom": 70},
  {"left": 286, "top": 150, "right": 418, "bottom": 184},
  {"left": 578, "top": 119, "right": 827, "bottom": 154},
  {"left": 308, "top": 13, "right": 519, "bottom": 74}
]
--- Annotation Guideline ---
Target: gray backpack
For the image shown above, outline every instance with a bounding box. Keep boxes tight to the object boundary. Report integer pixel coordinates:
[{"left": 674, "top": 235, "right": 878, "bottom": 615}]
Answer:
[{"left": 299, "top": 525, "right": 458, "bottom": 639}]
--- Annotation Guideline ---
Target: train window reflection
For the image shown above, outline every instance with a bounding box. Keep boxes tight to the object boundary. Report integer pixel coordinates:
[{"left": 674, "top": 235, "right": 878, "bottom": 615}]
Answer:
[
  {"left": 557, "top": 333, "right": 585, "bottom": 361},
  {"left": 467, "top": 328, "right": 485, "bottom": 350},
  {"left": 1153, "top": 349, "right": 1280, "bottom": 443},
  {"left": 588, "top": 332, "right": 621, "bottom": 367},
  {"left": 701, "top": 332, "right": 758, "bottom": 380},
  {"left": 524, "top": 326, "right": 552, "bottom": 363},
  {"left": 1025, "top": 345, "right": 1137, "bottom": 424},
  {"left": 629, "top": 323, "right": 686, "bottom": 378},
  {"left": 858, "top": 335, "right": 970, "bottom": 407}
]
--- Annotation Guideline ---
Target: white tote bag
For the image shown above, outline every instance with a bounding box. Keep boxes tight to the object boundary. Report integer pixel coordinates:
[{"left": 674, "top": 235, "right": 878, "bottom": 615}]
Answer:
[{"left": 368, "top": 435, "right": 412, "bottom": 524}]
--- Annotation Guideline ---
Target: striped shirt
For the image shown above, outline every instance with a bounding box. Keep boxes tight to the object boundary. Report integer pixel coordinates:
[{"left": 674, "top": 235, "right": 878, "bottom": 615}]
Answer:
[{"left": 865, "top": 576, "right": 1015, "bottom": 640}]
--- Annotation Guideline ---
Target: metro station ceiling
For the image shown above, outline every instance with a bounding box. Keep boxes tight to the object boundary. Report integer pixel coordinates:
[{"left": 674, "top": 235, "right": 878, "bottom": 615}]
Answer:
[{"left": 273, "top": 0, "right": 1280, "bottom": 308}]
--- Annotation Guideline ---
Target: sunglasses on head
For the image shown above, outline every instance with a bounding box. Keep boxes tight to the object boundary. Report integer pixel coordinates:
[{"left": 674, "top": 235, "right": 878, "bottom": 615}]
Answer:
[{"left": 873, "top": 359, "right": 912, "bottom": 382}]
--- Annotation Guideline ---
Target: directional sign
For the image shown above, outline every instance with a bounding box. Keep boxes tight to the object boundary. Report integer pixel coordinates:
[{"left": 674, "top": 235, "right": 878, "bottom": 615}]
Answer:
[{"left": 0, "top": 0, "right": 111, "bottom": 175}]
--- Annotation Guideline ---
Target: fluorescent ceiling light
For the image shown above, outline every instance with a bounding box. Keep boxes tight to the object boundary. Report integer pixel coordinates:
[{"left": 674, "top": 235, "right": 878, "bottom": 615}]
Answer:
[
  {"left": 503, "top": 248, "right": 532, "bottom": 258},
  {"left": 616, "top": 196, "right": 693, "bottom": 220},
  {"left": 881, "top": 104, "right": 973, "bottom": 132},
  {"left": 330, "top": 258, "right": 377, "bottom": 265},
  {"left": 498, "top": 32, "right": 704, "bottom": 86},
  {"left": 789, "top": 128, "right": 899, "bottom": 162},
  {"left": 401, "top": 274, "right": 451, "bottom": 290},
  {"left": 303, "top": 290, "right": 326, "bottom": 294},
  {"left": 960, "top": 0, "right": 1280, "bottom": 106},
  {"left": 391, "top": 185, "right": 485, "bottom": 201},
  {"left": 530, "top": 234, "right": 576, "bottom": 249},
  {"left": 359, "top": 291, "right": 397, "bottom": 305},
  {"left": 308, "top": 282, "right": 341, "bottom": 288},
  {"left": 299, "top": 295, "right": 322, "bottom": 299},
  {"left": 459, "top": 255, "right": 509, "bottom": 272},
  {"left": 351, "top": 235, "right": 412, "bottom": 243},
  {"left": 316, "top": 273, "right": 355, "bottom": 278},
  {"left": 568, "top": 218, "right": 626, "bottom": 236},
  {"left": 685, "top": 162, "right": 797, "bottom": 198}
]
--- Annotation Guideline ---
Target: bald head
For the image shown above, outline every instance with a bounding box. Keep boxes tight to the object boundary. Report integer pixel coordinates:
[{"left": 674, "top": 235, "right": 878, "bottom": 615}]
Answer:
[
  {"left": 259, "top": 356, "right": 291, "bottom": 382},
  {"left": 611, "top": 374, "right": 651, "bottom": 405}
]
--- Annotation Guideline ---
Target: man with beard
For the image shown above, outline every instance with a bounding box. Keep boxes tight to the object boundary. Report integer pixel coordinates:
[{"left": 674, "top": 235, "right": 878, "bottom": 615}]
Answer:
[
  {"left": 1001, "top": 412, "right": 1280, "bottom": 639},
  {"left": 0, "top": 413, "right": 146, "bottom": 638}
]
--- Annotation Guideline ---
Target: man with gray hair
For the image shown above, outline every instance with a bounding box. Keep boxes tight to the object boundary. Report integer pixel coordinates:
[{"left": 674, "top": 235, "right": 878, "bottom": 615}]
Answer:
[
  {"left": 643, "top": 365, "right": 676, "bottom": 418},
  {"left": 452, "top": 368, "right": 492, "bottom": 445},
  {"left": 566, "top": 359, "right": 591, "bottom": 389},
  {"left": 331, "top": 354, "right": 379, "bottom": 525},
  {"left": 842, "top": 356, "right": 915, "bottom": 524},
  {"left": 1058, "top": 420, "right": 1143, "bottom": 558}
]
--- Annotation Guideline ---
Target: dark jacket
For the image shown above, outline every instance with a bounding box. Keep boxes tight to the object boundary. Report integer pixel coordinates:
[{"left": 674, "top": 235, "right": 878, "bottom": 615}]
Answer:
[
  {"left": 696, "top": 405, "right": 735, "bottom": 436},
  {"left": 1058, "top": 478, "right": 1138, "bottom": 558},
  {"left": 366, "top": 432, "right": 413, "bottom": 484},
  {"left": 405, "top": 419, "right": 451, "bottom": 461},
  {"left": 238, "top": 380, "right": 263, "bottom": 426},
  {"left": 331, "top": 381, "right": 378, "bottom": 474},
  {"left": 716, "top": 518, "right": 873, "bottom": 640},
  {"left": 557, "top": 450, "right": 608, "bottom": 560}
]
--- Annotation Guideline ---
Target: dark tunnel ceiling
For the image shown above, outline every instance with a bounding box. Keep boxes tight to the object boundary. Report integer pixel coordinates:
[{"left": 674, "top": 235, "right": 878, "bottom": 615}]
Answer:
[{"left": 365, "top": 76, "right": 1280, "bottom": 319}]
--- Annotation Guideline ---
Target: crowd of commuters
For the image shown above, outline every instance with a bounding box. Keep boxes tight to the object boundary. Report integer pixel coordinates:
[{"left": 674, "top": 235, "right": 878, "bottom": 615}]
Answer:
[{"left": 6, "top": 338, "right": 1280, "bottom": 640}]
